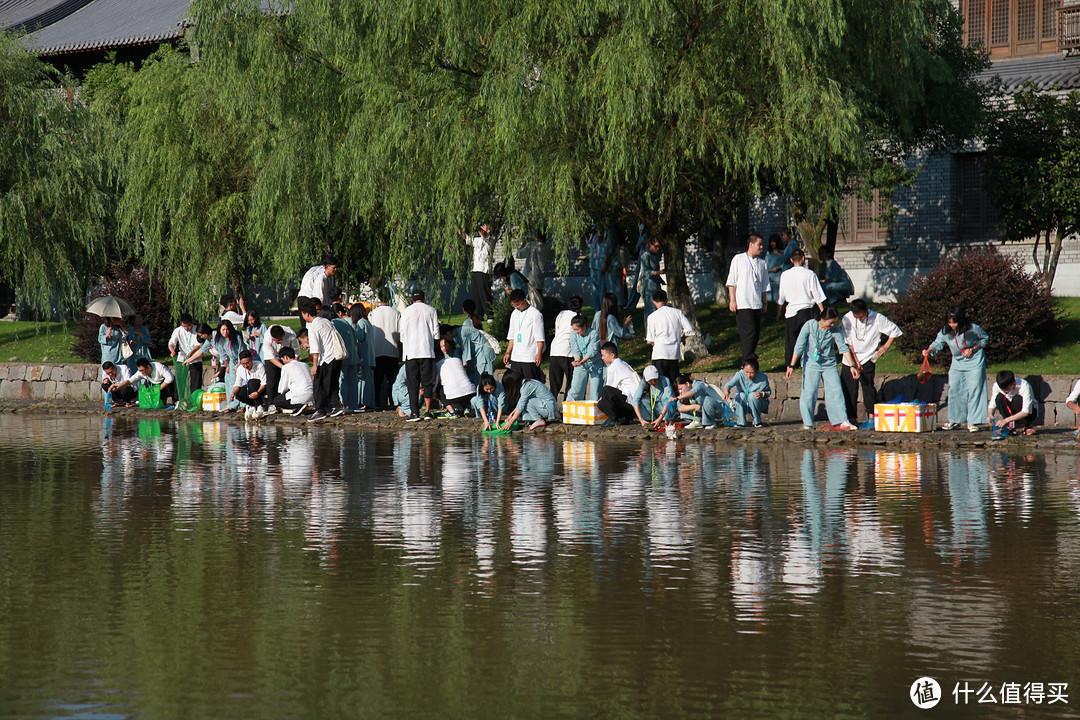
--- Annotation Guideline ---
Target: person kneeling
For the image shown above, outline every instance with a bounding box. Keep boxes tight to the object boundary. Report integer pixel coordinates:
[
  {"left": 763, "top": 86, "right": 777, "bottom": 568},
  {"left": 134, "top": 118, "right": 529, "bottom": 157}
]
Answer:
[
  {"left": 472, "top": 372, "right": 506, "bottom": 430},
  {"left": 722, "top": 354, "right": 771, "bottom": 427},
  {"left": 271, "top": 348, "right": 314, "bottom": 416},
  {"left": 232, "top": 349, "right": 269, "bottom": 418},
  {"left": 597, "top": 342, "right": 640, "bottom": 427},
  {"left": 631, "top": 365, "right": 676, "bottom": 429},
  {"left": 988, "top": 370, "right": 1036, "bottom": 436},
  {"left": 674, "top": 374, "right": 725, "bottom": 429},
  {"left": 101, "top": 361, "right": 137, "bottom": 407},
  {"left": 500, "top": 369, "right": 557, "bottom": 431},
  {"left": 129, "top": 358, "right": 178, "bottom": 407},
  {"left": 436, "top": 338, "right": 476, "bottom": 418}
]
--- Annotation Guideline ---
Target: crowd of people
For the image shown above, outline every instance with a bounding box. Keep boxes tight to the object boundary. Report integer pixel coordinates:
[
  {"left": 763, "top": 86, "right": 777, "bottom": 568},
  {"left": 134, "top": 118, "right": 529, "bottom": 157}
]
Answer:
[{"left": 95, "top": 233, "right": 1073, "bottom": 437}]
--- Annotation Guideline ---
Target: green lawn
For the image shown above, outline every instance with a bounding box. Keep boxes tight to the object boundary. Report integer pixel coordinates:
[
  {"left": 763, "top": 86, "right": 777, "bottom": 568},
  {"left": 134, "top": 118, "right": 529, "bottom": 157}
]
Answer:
[{"left": 3, "top": 299, "right": 1080, "bottom": 378}]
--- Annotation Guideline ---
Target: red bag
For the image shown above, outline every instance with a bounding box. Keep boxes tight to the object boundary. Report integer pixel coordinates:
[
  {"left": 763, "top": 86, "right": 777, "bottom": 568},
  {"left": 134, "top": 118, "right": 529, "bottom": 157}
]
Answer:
[{"left": 917, "top": 355, "right": 933, "bottom": 384}]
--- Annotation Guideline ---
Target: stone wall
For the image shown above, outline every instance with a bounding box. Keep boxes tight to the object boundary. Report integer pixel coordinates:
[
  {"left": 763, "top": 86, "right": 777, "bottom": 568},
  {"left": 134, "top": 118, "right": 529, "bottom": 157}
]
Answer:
[{"left": 3, "top": 362, "right": 1078, "bottom": 426}]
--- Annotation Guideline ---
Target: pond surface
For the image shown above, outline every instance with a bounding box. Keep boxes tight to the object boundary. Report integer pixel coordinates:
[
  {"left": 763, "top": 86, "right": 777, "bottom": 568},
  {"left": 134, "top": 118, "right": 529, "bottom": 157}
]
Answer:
[{"left": 1, "top": 415, "right": 1079, "bottom": 719}]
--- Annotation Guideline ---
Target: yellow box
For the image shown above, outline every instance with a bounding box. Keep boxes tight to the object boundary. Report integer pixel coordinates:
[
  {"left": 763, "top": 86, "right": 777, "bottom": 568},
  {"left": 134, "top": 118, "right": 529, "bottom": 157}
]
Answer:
[
  {"left": 563, "top": 440, "right": 597, "bottom": 474},
  {"left": 874, "top": 451, "right": 923, "bottom": 486},
  {"left": 873, "top": 403, "right": 937, "bottom": 433},
  {"left": 562, "top": 400, "right": 608, "bottom": 425},
  {"left": 201, "top": 391, "right": 228, "bottom": 412}
]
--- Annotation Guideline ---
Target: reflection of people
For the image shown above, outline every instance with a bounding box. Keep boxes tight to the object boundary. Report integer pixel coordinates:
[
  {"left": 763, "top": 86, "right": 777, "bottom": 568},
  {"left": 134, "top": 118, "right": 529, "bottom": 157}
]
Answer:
[
  {"left": 786, "top": 307, "right": 858, "bottom": 430},
  {"left": 722, "top": 355, "right": 771, "bottom": 427},
  {"left": 840, "top": 299, "right": 902, "bottom": 424},
  {"left": 988, "top": 370, "right": 1036, "bottom": 435},
  {"left": 726, "top": 234, "right": 769, "bottom": 364},
  {"left": 924, "top": 306, "right": 988, "bottom": 432}
]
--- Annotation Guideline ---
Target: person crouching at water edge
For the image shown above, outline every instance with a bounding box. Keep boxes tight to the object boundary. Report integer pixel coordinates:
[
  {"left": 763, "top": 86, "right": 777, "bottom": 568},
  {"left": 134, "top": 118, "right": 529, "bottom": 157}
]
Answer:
[
  {"left": 786, "top": 306, "right": 858, "bottom": 430},
  {"left": 499, "top": 369, "right": 557, "bottom": 431},
  {"left": 472, "top": 372, "right": 507, "bottom": 430},
  {"left": 597, "top": 342, "right": 641, "bottom": 427},
  {"left": 104, "top": 358, "right": 178, "bottom": 408},
  {"left": 674, "top": 373, "right": 725, "bottom": 429},
  {"left": 988, "top": 369, "right": 1037, "bottom": 436},
  {"left": 101, "top": 361, "right": 136, "bottom": 406},
  {"left": 923, "top": 306, "right": 988, "bottom": 432},
  {"left": 231, "top": 349, "right": 268, "bottom": 419},
  {"left": 722, "top": 354, "right": 771, "bottom": 427},
  {"left": 631, "top": 365, "right": 676, "bottom": 429}
]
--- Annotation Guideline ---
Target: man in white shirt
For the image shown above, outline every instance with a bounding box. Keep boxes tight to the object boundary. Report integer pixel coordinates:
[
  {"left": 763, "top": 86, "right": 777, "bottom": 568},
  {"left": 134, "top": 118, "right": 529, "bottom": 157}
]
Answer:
[
  {"left": 114, "top": 357, "right": 178, "bottom": 407},
  {"left": 465, "top": 224, "right": 494, "bottom": 318},
  {"left": 368, "top": 293, "right": 402, "bottom": 410},
  {"left": 503, "top": 289, "right": 546, "bottom": 383},
  {"left": 301, "top": 301, "right": 346, "bottom": 421},
  {"left": 644, "top": 288, "right": 695, "bottom": 387},
  {"left": 261, "top": 324, "right": 301, "bottom": 401},
  {"left": 231, "top": 349, "right": 268, "bottom": 415},
  {"left": 777, "top": 248, "right": 826, "bottom": 368},
  {"left": 839, "top": 299, "right": 902, "bottom": 424},
  {"left": 597, "top": 342, "right": 641, "bottom": 427},
  {"left": 399, "top": 289, "right": 441, "bottom": 421},
  {"left": 272, "top": 347, "right": 314, "bottom": 414},
  {"left": 725, "top": 233, "right": 769, "bottom": 364},
  {"left": 1066, "top": 378, "right": 1080, "bottom": 438},
  {"left": 436, "top": 337, "right": 477, "bottom": 417},
  {"left": 168, "top": 313, "right": 211, "bottom": 391},
  {"left": 989, "top": 369, "right": 1037, "bottom": 435},
  {"left": 297, "top": 254, "right": 340, "bottom": 318},
  {"left": 101, "top": 361, "right": 136, "bottom": 406},
  {"left": 548, "top": 295, "right": 582, "bottom": 401},
  {"left": 220, "top": 294, "right": 247, "bottom": 327}
]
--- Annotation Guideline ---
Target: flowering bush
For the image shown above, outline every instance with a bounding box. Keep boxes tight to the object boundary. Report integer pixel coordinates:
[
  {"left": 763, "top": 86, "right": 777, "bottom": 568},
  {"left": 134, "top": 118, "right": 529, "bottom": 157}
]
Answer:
[{"left": 890, "top": 247, "right": 1058, "bottom": 363}]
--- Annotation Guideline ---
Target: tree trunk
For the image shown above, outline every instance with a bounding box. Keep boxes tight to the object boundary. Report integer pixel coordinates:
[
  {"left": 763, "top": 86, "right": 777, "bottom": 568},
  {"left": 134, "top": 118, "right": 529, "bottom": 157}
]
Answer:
[
  {"left": 706, "top": 221, "right": 730, "bottom": 306},
  {"left": 660, "top": 233, "right": 709, "bottom": 359},
  {"left": 1044, "top": 227, "right": 1064, "bottom": 292}
]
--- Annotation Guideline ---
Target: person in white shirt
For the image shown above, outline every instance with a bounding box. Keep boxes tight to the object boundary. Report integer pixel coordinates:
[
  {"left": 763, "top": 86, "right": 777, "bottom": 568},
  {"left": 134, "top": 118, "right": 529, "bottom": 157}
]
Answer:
[
  {"left": 296, "top": 254, "right": 340, "bottom": 315},
  {"left": 219, "top": 294, "right": 247, "bottom": 327},
  {"left": 597, "top": 342, "right": 641, "bottom": 427},
  {"left": 503, "top": 289, "right": 546, "bottom": 383},
  {"left": 435, "top": 338, "right": 476, "bottom": 417},
  {"left": 1066, "top": 378, "right": 1080, "bottom": 439},
  {"left": 839, "top": 299, "right": 903, "bottom": 424},
  {"left": 644, "top": 288, "right": 695, "bottom": 387},
  {"left": 725, "top": 233, "right": 769, "bottom": 364},
  {"left": 399, "top": 289, "right": 441, "bottom": 420},
  {"left": 168, "top": 313, "right": 211, "bottom": 391},
  {"left": 120, "top": 358, "right": 178, "bottom": 406},
  {"left": 271, "top": 347, "right": 314, "bottom": 414},
  {"left": 517, "top": 230, "right": 552, "bottom": 309},
  {"left": 231, "top": 350, "right": 268, "bottom": 413},
  {"left": 368, "top": 293, "right": 402, "bottom": 410},
  {"left": 464, "top": 223, "right": 495, "bottom": 318},
  {"left": 548, "top": 295, "right": 582, "bottom": 401},
  {"left": 777, "top": 248, "right": 826, "bottom": 368},
  {"left": 301, "top": 302, "right": 346, "bottom": 421},
  {"left": 261, "top": 324, "right": 301, "bottom": 402},
  {"left": 988, "top": 370, "right": 1037, "bottom": 435},
  {"left": 101, "top": 361, "right": 136, "bottom": 406}
]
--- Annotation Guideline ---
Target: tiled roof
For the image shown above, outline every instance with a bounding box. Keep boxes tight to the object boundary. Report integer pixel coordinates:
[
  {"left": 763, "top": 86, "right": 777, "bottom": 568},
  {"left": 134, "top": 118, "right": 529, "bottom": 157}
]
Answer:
[
  {"left": 0, "top": 0, "right": 189, "bottom": 56},
  {"left": 975, "top": 54, "right": 1080, "bottom": 93}
]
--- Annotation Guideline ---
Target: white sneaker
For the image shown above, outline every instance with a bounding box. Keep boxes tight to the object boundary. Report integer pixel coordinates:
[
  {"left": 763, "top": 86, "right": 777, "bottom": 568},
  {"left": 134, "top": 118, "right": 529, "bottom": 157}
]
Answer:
[
  {"left": 967, "top": 424, "right": 979, "bottom": 433},
  {"left": 528, "top": 419, "right": 546, "bottom": 430},
  {"left": 244, "top": 406, "right": 254, "bottom": 421},
  {"left": 252, "top": 408, "right": 265, "bottom": 420},
  {"left": 265, "top": 405, "right": 278, "bottom": 415},
  {"left": 836, "top": 421, "right": 857, "bottom": 431},
  {"left": 685, "top": 420, "right": 703, "bottom": 429},
  {"left": 940, "top": 422, "right": 955, "bottom": 431}
]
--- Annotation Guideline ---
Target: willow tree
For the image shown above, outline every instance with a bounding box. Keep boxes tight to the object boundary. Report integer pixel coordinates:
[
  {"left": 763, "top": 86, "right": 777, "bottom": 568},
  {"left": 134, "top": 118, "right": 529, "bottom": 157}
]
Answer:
[
  {"left": 184, "top": 0, "right": 983, "bottom": 339},
  {"left": 0, "top": 34, "right": 115, "bottom": 311}
]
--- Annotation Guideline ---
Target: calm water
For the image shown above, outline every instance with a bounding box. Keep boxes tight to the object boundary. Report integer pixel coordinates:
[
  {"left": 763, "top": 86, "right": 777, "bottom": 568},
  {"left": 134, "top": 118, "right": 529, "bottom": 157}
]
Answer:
[{"left": 1, "top": 415, "right": 1079, "bottom": 719}]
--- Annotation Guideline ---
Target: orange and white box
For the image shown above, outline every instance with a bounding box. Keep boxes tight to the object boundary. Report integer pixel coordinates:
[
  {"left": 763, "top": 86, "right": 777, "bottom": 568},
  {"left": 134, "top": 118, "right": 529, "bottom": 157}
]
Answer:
[
  {"left": 873, "top": 403, "right": 937, "bottom": 433},
  {"left": 562, "top": 400, "right": 608, "bottom": 425},
  {"left": 201, "top": 391, "right": 228, "bottom": 412}
]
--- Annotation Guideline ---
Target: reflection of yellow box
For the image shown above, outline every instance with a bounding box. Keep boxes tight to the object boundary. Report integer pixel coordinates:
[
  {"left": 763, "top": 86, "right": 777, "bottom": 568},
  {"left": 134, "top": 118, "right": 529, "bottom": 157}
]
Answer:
[
  {"left": 563, "top": 441, "right": 597, "bottom": 474},
  {"left": 874, "top": 451, "right": 923, "bottom": 485},
  {"left": 201, "top": 391, "right": 227, "bottom": 412},
  {"left": 873, "top": 403, "right": 937, "bottom": 433},
  {"left": 562, "top": 400, "right": 608, "bottom": 425}
]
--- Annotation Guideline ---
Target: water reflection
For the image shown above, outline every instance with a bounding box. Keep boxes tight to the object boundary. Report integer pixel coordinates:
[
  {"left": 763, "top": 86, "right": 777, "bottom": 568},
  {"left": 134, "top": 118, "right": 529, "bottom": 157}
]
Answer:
[{"left": 4, "top": 415, "right": 1080, "bottom": 718}]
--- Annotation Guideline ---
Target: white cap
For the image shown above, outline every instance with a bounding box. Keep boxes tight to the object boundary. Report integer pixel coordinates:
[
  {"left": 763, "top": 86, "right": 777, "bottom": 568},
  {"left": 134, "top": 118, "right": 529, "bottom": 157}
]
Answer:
[{"left": 643, "top": 365, "right": 659, "bottom": 381}]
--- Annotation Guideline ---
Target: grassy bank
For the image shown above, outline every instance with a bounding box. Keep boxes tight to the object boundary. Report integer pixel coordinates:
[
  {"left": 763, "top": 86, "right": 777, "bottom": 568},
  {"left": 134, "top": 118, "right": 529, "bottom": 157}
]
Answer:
[{"left": 4, "top": 298, "right": 1080, "bottom": 378}]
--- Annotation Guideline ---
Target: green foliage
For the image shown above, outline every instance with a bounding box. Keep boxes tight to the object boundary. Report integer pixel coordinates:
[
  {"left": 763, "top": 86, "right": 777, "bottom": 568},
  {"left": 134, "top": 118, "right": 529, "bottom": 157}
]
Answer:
[
  {"left": 72, "top": 266, "right": 174, "bottom": 362},
  {"left": 0, "top": 33, "right": 117, "bottom": 311},
  {"left": 890, "top": 248, "right": 1059, "bottom": 364}
]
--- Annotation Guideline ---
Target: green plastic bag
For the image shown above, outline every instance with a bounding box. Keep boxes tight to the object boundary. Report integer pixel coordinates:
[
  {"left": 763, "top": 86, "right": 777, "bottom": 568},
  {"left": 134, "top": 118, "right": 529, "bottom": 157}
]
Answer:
[
  {"left": 189, "top": 389, "right": 204, "bottom": 412},
  {"left": 174, "top": 362, "right": 196, "bottom": 411},
  {"left": 138, "top": 383, "right": 164, "bottom": 410}
]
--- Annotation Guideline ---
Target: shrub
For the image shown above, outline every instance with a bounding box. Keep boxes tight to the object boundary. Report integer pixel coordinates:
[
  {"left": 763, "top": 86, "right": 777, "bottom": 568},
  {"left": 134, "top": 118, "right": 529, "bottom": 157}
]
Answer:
[
  {"left": 890, "top": 247, "right": 1059, "bottom": 364},
  {"left": 74, "top": 266, "right": 174, "bottom": 362}
]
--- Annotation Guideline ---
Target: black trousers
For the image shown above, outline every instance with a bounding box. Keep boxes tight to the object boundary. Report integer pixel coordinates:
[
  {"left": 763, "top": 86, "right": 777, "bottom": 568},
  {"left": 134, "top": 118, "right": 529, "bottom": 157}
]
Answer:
[
  {"left": 103, "top": 383, "right": 137, "bottom": 404},
  {"left": 471, "top": 272, "right": 493, "bottom": 317},
  {"left": 597, "top": 385, "right": 635, "bottom": 423},
  {"left": 374, "top": 355, "right": 400, "bottom": 409},
  {"left": 995, "top": 394, "right": 1035, "bottom": 429},
  {"left": 270, "top": 392, "right": 304, "bottom": 411},
  {"left": 312, "top": 359, "right": 342, "bottom": 413},
  {"left": 841, "top": 361, "right": 876, "bottom": 422},
  {"left": 785, "top": 307, "right": 815, "bottom": 368},
  {"left": 264, "top": 361, "right": 282, "bottom": 401},
  {"left": 236, "top": 380, "right": 266, "bottom": 407},
  {"left": 549, "top": 356, "right": 573, "bottom": 399},
  {"left": 511, "top": 360, "right": 545, "bottom": 384},
  {"left": 187, "top": 362, "right": 204, "bottom": 391},
  {"left": 406, "top": 358, "right": 437, "bottom": 416},
  {"left": 653, "top": 358, "right": 680, "bottom": 388},
  {"left": 735, "top": 308, "right": 761, "bottom": 364}
]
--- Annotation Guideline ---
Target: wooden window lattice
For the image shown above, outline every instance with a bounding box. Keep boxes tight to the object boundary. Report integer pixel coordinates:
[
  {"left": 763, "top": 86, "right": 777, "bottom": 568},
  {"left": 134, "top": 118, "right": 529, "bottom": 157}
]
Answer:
[
  {"left": 1018, "top": 0, "right": 1037, "bottom": 41},
  {"left": 968, "top": 0, "right": 988, "bottom": 45},
  {"left": 1043, "top": 0, "right": 1061, "bottom": 39},
  {"left": 991, "top": 0, "right": 1011, "bottom": 45}
]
